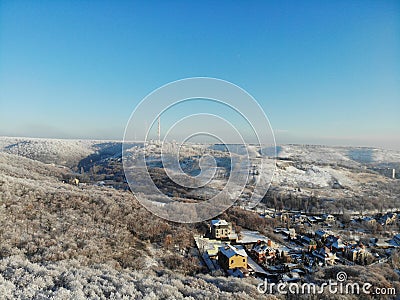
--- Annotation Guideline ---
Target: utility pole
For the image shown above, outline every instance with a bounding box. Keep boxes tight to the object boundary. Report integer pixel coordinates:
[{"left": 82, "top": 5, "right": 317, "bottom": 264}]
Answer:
[{"left": 157, "top": 116, "right": 161, "bottom": 142}]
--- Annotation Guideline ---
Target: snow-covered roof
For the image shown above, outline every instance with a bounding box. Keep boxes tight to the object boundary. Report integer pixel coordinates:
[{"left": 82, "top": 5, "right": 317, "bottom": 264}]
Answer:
[
  {"left": 211, "top": 219, "right": 229, "bottom": 226},
  {"left": 323, "top": 214, "right": 335, "bottom": 218},
  {"left": 219, "top": 244, "right": 247, "bottom": 258},
  {"left": 252, "top": 244, "right": 273, "bottom": 254},
  {"left": 315, "top": 229, "right": 327, "bottom": 236},
  {"left": 348, "top": 247, "right": 364, "bottom": 253},
  {"left": 332, "top": 240, "right": 345, "bottom": 249},
  {"left": 375, "top": 240, "right": 393, "bottom": 248}
]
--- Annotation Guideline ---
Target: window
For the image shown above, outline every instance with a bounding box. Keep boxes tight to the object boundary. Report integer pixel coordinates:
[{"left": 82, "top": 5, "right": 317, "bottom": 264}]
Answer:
[
  {"left": 230, "top": 259, "right": 233, "bottom": 264},
  {"left": 243, "top": 259, "right": 245, "bottom": 262}
]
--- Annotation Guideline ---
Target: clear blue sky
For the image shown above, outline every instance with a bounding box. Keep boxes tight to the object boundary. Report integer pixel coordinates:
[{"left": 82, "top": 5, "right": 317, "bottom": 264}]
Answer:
[{"left": 0, "top": 0, "right": 399, "bottom": 149}]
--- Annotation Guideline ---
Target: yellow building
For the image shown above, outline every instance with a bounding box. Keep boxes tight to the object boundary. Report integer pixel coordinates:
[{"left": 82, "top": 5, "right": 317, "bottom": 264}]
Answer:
[{"left": 218, "top": 244, "right": 247, "bottom": 271}]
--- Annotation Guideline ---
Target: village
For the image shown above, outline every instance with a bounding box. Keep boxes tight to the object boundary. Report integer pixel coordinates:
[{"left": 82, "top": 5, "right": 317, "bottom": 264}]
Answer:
[
  {"left": 55, "top": 140, "right": 400, "bottom": 287},
  {"left": 194, "top": 209, "right": 400, "bottom": 283}
]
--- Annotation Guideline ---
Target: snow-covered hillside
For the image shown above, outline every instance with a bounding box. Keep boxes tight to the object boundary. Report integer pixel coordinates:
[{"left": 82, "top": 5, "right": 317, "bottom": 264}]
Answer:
[
  {"left": 0, "top": 137, "right": 96, "bottom": 167},
  {"left": 0, "top": 137, "right": 124, "bottom": 167},
  {"left": 1, "top": 137, "right": 398, "bottom": 198},
  {"left": 275, "top": 144, "right": 400, "bottom": 166}
]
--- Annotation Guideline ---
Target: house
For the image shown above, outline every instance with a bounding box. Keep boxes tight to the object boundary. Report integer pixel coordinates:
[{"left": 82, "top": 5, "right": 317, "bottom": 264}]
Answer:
[
  {"left": 392, "top": 234, "right": 400, "bottom": 246},
  {"left": 373, "top": 238, "right": 394, "bottom": 249},
  {"left": 322, "top": 214, "right": 335, "bottom": 222},
  {"left": 251, "top": 240, "right": 275, "bottom": 263},
  {"left": 325, "top": 236, "right": 345, "bottom": 252},
  {"left": 307, "top": 216, "right": 317, "bottom": 224},
  {"left": 210, "top": 219, "right": 237, "bottom": 241},
  {"left": 292, "top": 213, "right": 306, "bottom": 223},
  {"left": 314, "top": 216, "right": 324, "bottom": 223},
  {"left": 379, "top": 213, "right": 397, "bottom": 226},
  {"left": 218, "top": 244, "right": 248, "bottom": 271},
  {"left": 362, "top": 216, "right": 376, "bottom": 225},
  {"left": 345, "top": 244, "right": 368, "bottom": 263},
  {"left": 281, "top": 228, "right": 297, "bottom": 239},
  {"left": 346, "top": 247, "right": 364, "bottom": 262},
  {"left": 315, "top": 229, "right": 329, "bottom": 241},
  {"left": 312, "top": 247, "right": 338, "bottom": 266},
  {"left": 308, "top": 239, "right": 317, "bottom": 252},
  {"left": 301, "top": 236, "right": 317, "bottom": 252}
]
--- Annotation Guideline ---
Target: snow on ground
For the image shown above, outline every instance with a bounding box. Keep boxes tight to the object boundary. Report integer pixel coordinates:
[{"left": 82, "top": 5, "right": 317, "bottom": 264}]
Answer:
[
  {"left": 276, "top": 145, "right": 359, "bottom": 166},
  {"left": 237, "top": 230, "right": 270, "bottom": 244},
  {"left": 273, "top": 163, "right": 369, "bottom": 189},
  {"left": 0, "top": 255, "right": 267, "bottom": 300}
]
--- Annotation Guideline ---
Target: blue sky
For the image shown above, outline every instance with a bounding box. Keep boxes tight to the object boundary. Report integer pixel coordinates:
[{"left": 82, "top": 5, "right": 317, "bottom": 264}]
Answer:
[{"left": 0, "top": 0, "right": 399, "bottom": 149}]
